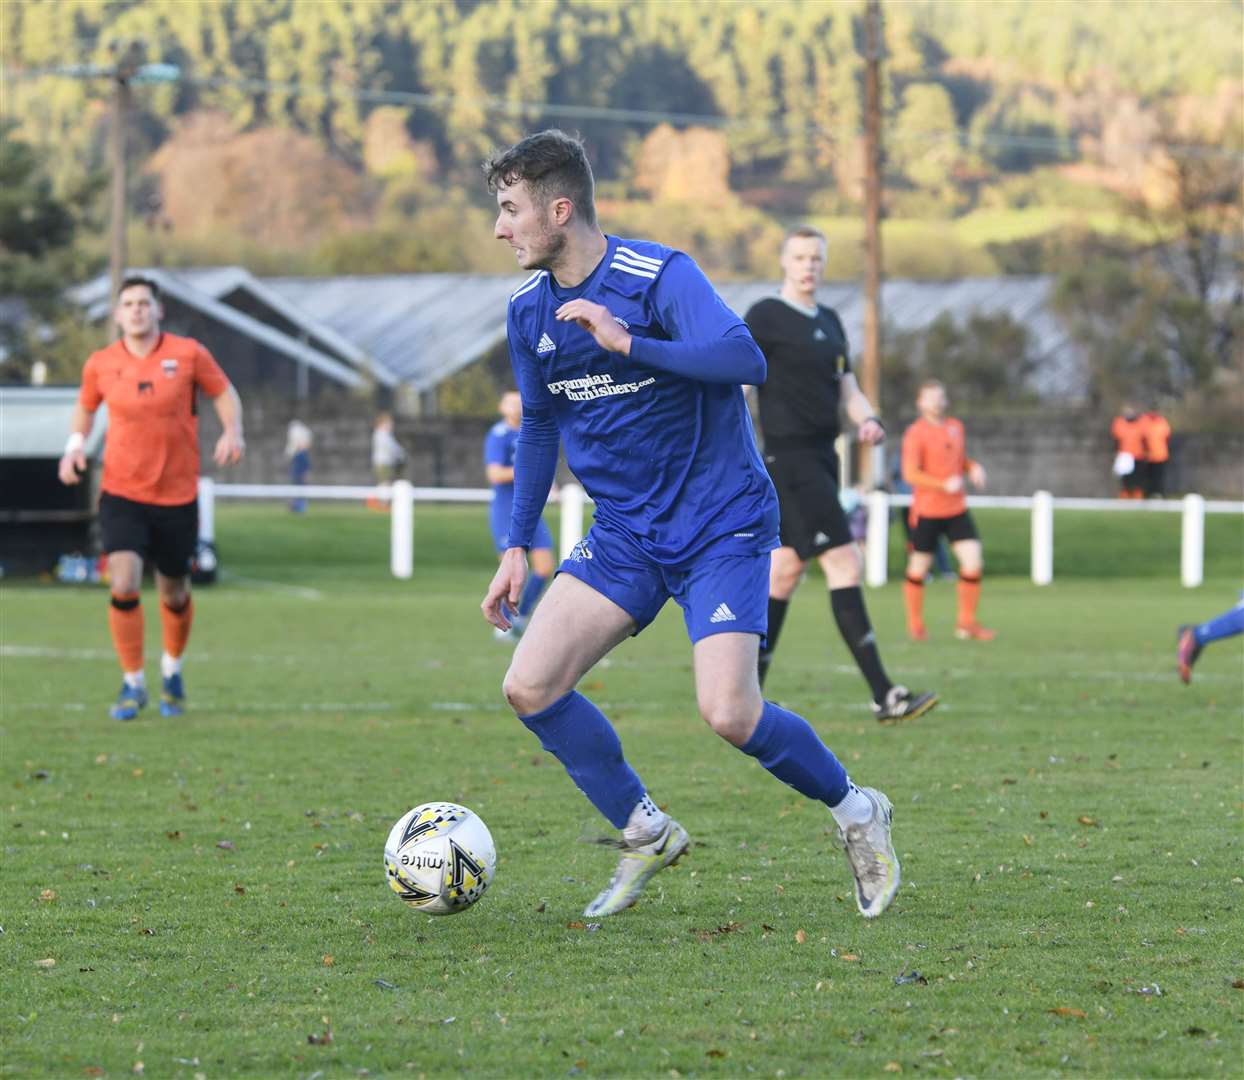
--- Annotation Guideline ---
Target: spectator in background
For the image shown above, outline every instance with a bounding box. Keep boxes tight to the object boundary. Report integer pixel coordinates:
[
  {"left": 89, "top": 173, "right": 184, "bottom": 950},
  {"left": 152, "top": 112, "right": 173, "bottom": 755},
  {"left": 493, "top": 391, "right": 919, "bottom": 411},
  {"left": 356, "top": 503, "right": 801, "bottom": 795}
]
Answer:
[
  {"left": 1110, "top": 403, "right": 1146, "bottom": 499},
  {"left": 285, "top": 420, "right": 312, "bottom": 513},
  {"left": 369, "top": 411, "right": 406, "bottom": 511},
  {"left": 1141, "top": 407, "right": 1171, "bottom": 498}
]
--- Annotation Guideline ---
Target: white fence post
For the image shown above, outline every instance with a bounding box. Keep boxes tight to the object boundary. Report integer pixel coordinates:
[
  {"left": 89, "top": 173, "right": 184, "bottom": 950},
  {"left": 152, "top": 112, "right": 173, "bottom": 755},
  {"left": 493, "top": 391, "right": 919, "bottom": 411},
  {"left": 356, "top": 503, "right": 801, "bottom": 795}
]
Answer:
[
  {"left": 390, "top": 479, "right": 413, "bottom": 579},
  {"left": 1181, "top": 493, "right": 1205, "bottom": 588},
  {"left": 865, "top": 489, "right": 890, "bottom": 587},
  {"left": 197, "top": 477, "right": 216, "bottom": 543},
  {"left": 1031, "top": 489, "right": 1054, "bottom": 586},
  {"left": 559, "top": 483, "right": 586, "bottom": 562}
]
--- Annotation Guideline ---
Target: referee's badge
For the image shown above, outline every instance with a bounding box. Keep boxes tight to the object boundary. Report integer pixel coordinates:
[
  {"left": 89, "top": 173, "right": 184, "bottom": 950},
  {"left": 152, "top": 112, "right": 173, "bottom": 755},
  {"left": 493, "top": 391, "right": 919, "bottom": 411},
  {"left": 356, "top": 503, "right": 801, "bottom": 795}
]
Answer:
[{"left": 836, "top": 354, "right": 846, "bottom": 374}]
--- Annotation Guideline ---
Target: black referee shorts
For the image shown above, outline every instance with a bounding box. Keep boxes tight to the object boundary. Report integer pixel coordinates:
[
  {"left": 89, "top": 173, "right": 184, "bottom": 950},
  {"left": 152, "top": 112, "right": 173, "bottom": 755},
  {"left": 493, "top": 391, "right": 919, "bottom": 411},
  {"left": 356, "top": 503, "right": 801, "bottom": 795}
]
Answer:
[
  {"left": 910, "top": 511, "right": 978, "bottom": 554},
  {"left": 98, "top": 492, "right": 199, "bottom": 578},
  {"left": 764, "top": 445, "right": 854, "bottom": 560}
]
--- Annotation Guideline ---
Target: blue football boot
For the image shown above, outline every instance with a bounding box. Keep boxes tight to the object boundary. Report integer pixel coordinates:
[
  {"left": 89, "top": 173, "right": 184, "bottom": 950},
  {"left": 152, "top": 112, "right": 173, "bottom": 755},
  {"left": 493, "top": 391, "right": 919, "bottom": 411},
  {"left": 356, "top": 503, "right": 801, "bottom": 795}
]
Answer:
[
  {"left": 160, "top": 673, "right": 186, "bottom": 717},
  {"left": 110, "top": 682, "right": 149, "bottom": 721}
]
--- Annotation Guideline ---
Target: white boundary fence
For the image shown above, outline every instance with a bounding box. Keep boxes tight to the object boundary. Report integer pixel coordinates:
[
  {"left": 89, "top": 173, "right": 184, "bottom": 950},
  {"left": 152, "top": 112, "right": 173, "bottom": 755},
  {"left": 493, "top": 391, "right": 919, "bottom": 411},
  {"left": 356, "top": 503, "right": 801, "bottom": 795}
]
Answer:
[{"left": 199, "top": 479, "right": 1241, "bottom": 587}]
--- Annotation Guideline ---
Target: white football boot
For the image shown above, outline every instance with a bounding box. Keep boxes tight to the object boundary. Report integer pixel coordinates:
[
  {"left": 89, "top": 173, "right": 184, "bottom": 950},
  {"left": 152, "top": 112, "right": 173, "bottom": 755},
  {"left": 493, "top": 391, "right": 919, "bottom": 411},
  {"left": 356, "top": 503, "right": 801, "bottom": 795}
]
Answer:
[
  {"left": 583, "top": 818, "right": 690, "bottom": 918},
  {"left": 838, "top": 787, "right": 900, "bottom": 918}
]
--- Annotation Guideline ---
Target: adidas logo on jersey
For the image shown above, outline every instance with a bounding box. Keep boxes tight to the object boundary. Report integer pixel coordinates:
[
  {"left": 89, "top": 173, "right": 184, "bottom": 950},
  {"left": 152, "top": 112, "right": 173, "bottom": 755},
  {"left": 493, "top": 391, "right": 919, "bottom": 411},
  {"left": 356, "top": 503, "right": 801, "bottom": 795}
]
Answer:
[
  {"left": 813, "top": 328, "right": 827, "bottom": 340},
  {"left": 709, "top": 603, "right": 737, "bottom": 624},
  {"left": 536, "top": 333, "right": 557, "bottom": 355}
]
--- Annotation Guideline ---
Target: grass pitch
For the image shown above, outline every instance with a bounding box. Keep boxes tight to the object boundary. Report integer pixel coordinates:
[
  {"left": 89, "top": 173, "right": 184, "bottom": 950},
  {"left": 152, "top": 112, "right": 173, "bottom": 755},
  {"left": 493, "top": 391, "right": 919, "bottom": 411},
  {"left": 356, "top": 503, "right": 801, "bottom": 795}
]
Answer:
[{"left": 2, "top": 504, "right": 1241, "bottom": 1078}]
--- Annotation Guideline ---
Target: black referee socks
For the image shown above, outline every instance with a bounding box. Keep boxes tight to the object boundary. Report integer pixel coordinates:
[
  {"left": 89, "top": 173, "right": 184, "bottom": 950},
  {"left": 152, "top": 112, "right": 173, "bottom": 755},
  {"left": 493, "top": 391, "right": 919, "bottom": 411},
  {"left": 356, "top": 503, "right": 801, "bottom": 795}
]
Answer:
[{"left": 830, "top": 586, "right": 892, "bottom": 705}]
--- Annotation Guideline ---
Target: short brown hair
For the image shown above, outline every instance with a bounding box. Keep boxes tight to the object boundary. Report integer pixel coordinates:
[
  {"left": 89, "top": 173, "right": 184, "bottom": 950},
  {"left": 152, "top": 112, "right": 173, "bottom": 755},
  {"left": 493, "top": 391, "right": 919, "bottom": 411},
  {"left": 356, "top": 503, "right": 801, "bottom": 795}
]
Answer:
[
  {"left": 118, "top": 274, "right": 160, "bottom": 302},
  {"left": 917, "top": 379, "right": 945, "bottom": 397},
  {"left": 783, "top": 224, "right": 827, "bottom": 247},
  {"left": 483, "top": 129, "right": 597, "bottom": 228}
]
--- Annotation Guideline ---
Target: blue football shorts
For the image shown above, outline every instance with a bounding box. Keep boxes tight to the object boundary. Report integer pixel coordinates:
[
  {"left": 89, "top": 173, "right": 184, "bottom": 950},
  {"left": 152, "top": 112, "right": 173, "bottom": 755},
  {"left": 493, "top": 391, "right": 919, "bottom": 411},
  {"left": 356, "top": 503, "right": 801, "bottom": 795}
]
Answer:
[
  {"left": 558, "top": 523, "right": 771, "bottom": 646},
  {"left": 490, "top": 498, "right": 554, "bottom": 554}
]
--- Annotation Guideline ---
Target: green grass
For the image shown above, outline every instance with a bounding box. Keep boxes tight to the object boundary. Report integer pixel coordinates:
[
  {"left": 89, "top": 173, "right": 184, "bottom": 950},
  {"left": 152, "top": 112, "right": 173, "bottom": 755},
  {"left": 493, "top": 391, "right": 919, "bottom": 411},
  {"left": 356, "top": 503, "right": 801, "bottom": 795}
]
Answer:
[{"left": 2, "top": 505, "right": 1241, "bottom": 1078}]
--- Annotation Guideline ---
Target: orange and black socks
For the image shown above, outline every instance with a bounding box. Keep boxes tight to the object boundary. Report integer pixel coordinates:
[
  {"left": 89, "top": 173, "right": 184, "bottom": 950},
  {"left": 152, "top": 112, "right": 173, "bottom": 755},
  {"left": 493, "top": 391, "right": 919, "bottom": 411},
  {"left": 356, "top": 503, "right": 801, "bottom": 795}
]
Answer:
[
  {"left": 904, "top": 576, "right": 925, "bottom": 630},
  {"left": 108, "top": 593, "right": 144, "bottom": 676},
  {"left": 957, "top": 573, "right": 982, "bottom": 627},
  {"left": 160, "top": 596, "right": 194, "bottom": 661}
]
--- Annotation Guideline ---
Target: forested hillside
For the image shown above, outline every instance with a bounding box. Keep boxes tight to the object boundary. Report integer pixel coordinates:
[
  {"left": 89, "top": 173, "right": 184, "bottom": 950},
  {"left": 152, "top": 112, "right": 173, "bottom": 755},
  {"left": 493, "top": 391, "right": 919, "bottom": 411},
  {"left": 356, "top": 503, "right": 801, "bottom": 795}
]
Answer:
[{"left": 4, "top": 0, "right": 1239, "bottom": 270}]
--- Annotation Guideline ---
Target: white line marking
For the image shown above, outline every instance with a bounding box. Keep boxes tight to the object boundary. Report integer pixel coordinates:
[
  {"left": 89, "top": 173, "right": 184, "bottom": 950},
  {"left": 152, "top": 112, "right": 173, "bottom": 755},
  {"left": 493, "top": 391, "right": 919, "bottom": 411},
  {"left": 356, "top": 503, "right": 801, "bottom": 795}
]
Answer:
[{"left": 217, "top": 572, "right": 324, "bottom": 600}]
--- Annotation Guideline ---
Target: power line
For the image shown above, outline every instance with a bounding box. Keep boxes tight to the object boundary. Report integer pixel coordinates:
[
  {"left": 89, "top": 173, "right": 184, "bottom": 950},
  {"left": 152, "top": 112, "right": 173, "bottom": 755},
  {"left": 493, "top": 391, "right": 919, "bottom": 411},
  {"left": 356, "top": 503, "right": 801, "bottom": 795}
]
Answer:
[{"left": 6, "top": 64, "right": 1241, "bottom": 161}]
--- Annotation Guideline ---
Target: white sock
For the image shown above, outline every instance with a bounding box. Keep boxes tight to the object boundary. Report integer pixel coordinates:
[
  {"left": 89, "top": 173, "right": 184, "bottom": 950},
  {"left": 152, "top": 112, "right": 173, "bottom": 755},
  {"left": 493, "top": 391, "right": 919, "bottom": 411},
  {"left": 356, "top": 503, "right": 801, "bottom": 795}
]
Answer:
[
  {"left": 124, "top": 670, "right": 146, "bottom": 689},
  {"left": 161, "top": 652, "right": 182, "bottom": 679},
  {"left": 623, "top": 793, "right": 669, "bottom": 846},
  {"left": 829, "top": 784, "right": 874, "bottom": 829}
]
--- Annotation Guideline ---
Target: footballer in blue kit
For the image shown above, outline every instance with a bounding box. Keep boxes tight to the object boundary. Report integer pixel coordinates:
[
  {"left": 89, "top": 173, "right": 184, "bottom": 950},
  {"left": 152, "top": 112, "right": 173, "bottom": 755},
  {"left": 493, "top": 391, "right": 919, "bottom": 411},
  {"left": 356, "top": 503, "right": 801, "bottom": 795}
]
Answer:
[
  {"left": 480, "top": 129, "right": 901, "bottom": 920},
  {"left": 484, "top": 390, "right": 555, "bottom": 640}
]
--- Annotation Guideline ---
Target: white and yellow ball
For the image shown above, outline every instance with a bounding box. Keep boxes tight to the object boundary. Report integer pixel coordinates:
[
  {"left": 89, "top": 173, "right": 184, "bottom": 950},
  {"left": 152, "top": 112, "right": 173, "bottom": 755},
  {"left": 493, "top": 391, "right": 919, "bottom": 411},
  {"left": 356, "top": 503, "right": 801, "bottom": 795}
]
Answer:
[{"left": 383, "top": 802, "right": 496, "bottom": 915}]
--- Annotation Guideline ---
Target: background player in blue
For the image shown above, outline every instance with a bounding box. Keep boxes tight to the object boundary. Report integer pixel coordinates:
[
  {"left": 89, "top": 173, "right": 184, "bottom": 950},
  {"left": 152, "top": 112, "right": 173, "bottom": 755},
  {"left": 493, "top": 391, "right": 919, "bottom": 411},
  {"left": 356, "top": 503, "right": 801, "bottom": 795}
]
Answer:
[
  {"left": 484, "top": 390, "right": 555, "bottom": 640},
  {"left": 480, "top": 129, "right": 902, "bottom": 920}
]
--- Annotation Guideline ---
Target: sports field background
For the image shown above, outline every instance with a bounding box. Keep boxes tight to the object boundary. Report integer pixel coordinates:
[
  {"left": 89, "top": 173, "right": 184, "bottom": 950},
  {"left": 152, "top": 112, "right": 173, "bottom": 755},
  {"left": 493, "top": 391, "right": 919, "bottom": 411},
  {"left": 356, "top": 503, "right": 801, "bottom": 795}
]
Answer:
[{"left": 2, "top": 504, "right": 1241, "bottom": 1077}]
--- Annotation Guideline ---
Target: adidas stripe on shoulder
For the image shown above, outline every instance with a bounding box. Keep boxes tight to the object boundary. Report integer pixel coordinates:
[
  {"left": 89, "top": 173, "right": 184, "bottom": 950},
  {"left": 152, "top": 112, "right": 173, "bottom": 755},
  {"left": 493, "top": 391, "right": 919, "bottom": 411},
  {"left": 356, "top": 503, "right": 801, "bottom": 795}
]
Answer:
[
  {"left": 609, "top": 244, "right": 665, "bottom": 281},
  {"left": 510, "top": 270, "right": 548, "bottom": 303}
]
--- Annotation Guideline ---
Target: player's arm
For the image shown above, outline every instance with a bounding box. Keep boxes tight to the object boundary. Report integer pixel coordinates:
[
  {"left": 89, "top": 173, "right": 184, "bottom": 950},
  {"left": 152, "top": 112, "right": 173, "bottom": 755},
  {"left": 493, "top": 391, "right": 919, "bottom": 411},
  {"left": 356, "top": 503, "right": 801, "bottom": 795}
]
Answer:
[
  {"left": 901, "top": 429, "right": 950, "bottom": 492},
  {"left": 209, "top": 384, "right": 245, "bottom": 466},
  {"left": 840, "top": 372, "right": 885, "bottom": 446},
  {"left": 58, "top": 402, "right": 95, "bottom": 486},
  {"left": 556, "top": 254, "right": 766, "bottom": 385},
  {"left": 482, "top": 323, "right": 559, "bottom": 629},
  {"left": 484, "top": 431, "right": 514, "bottom": 485}
]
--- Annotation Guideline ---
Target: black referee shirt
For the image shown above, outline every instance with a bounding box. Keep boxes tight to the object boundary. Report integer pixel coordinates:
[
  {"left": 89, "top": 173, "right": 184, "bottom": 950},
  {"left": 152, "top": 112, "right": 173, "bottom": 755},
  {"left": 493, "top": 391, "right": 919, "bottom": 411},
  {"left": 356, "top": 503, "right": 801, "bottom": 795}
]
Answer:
[{"left": 745, "top": 297, "right": 852, "bottom": 451}]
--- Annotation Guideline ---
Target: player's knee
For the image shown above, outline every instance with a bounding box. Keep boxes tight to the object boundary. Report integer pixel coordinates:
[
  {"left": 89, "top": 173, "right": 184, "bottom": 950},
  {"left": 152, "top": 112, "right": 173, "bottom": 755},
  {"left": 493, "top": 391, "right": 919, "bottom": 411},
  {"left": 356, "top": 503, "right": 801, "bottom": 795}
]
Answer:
[
  {"left": 502, "top": 666, "right": 556, "bottom": 717},
  {"left": 823, "top": 544, "right": 861, "bottom": 586},
  {"left": 771, "top": 560, "right": 802, "bottom": 597},
  {"left": 698, "top": 693, "right": 762, "bottom": 747}
]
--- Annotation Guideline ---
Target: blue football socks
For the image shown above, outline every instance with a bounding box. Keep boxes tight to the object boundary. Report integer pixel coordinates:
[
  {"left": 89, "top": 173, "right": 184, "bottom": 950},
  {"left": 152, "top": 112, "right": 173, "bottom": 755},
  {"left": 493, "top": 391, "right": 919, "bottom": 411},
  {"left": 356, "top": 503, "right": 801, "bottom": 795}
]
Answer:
[
  {"left": 1195, "top": 603, "right": 1244, "bottom": 647},
  {"left": 519, "top": 691, "right": 646, "bottom": 828},
  {"left": 740, "top": 701, "right": 851, "bottom": 807},
  {"left": 518, "top": 573, "right": 548, "bottom": 617}
]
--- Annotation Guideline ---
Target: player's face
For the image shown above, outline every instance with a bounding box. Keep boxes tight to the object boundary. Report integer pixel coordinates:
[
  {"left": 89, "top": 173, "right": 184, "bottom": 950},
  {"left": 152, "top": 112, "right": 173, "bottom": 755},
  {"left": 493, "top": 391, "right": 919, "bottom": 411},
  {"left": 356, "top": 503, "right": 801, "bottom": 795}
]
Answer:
[
  {"left": 494, "top": 180, "right": 565, "bottom": 270},
  {"left": 780, "top": 236, "right": 827, "bottom": 294},
  {"left": 114, "top": 285, "right": 161, "bottom": 338},
  {"left": 918, "top": 385, "right": 947, "bottom": 419},
  {"left": 499, "top": 392, "right": 522, "bottom": 427}
]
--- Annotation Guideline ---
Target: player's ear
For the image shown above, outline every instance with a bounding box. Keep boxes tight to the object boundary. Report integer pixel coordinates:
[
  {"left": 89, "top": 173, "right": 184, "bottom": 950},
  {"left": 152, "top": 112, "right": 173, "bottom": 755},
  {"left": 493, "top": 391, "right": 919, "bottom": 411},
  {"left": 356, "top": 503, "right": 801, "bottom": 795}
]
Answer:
[{"left": 550, "top": 196, "right": 574, "bottom": 227}]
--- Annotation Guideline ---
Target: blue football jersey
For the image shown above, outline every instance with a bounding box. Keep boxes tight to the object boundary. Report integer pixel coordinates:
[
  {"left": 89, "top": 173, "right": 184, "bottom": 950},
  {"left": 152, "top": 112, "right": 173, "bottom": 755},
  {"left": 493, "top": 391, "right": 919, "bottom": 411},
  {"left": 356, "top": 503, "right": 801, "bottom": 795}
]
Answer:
[
  {"left": 484, "top": 420, "right": 517, "bottom": 508},
  {"left": 506, "top": 235, "right": 779, "bottom": 566}
]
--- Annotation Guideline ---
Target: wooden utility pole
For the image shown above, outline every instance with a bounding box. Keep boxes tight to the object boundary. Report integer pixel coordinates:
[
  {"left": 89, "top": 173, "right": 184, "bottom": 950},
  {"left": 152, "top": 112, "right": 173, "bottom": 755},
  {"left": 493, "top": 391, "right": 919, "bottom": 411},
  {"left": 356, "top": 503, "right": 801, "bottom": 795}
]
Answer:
[
  {"left": 108, "top": 41, "right": 146, "bottom": 306},
  {"left": 861, "top": 0, "right": 884, "bottom": 486}
]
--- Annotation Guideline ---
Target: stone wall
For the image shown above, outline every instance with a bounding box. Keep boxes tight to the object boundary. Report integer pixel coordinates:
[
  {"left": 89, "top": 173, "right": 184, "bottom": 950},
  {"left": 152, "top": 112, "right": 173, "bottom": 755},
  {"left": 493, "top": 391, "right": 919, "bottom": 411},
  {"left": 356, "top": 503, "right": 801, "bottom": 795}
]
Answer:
[{"left": 198, "top": 398, "right": 1243, "bottom": 499}]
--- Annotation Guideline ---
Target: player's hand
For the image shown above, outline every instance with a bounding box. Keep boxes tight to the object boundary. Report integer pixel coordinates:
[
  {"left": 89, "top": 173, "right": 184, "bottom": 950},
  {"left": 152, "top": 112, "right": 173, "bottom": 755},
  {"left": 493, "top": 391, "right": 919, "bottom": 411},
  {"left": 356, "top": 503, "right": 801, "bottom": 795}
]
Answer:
[
  {"left": 482, "top": 547, "right": 528, "bottom": 630},
  {"left": 943, "top": 474, "right": 964, "bottom": 494},
  {"left": 57, "top": 450, "right": 87, "bottom": 486},
  {"left": 214, "top": 429, "right": 245, "bottom": 466},
  {"left": 968, "top": 462, "right": 987, "bottom": 490},
  {"left": 857, "top": 418, "right": 886, "bottom": 446},
  {"left": 554, "top": 299, "right": 631, "bottom": 354}
]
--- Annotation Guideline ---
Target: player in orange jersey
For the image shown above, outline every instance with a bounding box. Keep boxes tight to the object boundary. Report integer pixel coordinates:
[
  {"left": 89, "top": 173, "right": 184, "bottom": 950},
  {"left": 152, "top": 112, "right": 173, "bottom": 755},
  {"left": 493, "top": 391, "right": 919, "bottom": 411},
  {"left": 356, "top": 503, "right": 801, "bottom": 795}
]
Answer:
[
  {"left": 1140, "top": 407, "right": 1171, "bottom": 498},
  {"left": 1110, "top": 404, "right": 1147, "bottom": 499},
  {"left": 900, "top": 380, "right": 993, "bottom": 642},
  {"left": 58, "top": 275, "right": 245, "bottom": 720}
]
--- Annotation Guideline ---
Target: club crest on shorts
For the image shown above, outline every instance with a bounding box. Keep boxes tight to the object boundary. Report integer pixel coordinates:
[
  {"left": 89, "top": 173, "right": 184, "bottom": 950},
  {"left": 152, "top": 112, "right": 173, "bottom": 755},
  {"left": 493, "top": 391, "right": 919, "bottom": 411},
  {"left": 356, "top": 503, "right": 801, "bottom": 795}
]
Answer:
[{"left": 569, "top": 538, "right": 593, "bottom": 562}]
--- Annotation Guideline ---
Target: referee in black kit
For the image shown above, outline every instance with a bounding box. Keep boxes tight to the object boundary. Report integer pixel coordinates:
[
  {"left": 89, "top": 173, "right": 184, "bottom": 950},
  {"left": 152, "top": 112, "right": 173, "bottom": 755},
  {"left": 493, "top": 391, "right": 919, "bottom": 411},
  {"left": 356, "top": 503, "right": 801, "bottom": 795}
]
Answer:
[{"left": 745, "top": 225, "right": 936, "bottom": 723}]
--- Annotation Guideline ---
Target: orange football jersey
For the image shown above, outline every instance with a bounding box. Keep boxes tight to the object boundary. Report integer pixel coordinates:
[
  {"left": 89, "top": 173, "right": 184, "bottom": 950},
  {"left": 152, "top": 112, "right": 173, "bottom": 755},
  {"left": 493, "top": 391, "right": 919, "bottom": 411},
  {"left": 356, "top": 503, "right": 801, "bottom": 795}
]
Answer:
[
  {"left": 902, "top": 415, "right": 974, "bottom": 521},
  {"left": 79, "top": 333, "right": 230, "bottom": 505}
]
